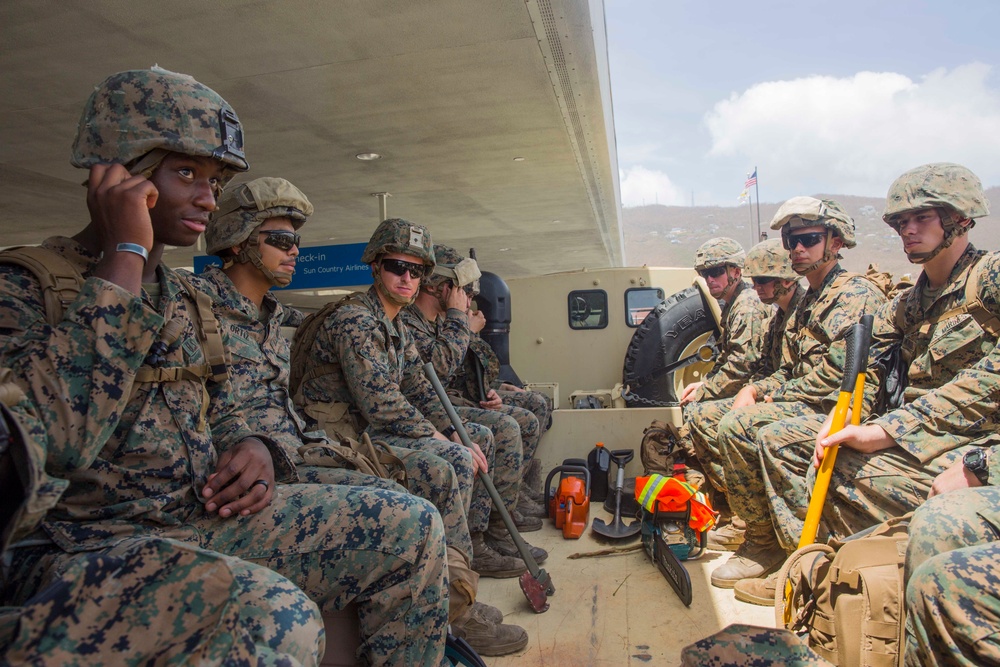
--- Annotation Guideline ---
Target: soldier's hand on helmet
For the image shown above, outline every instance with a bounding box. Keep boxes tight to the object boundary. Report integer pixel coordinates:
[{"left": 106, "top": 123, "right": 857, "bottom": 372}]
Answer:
[
  {"left": 928, "top": 460, "right": 982, "bottom": 498},
  {"left": 443, "top": 283, "right": 467, "bottom": 312},
  {"left": 480, "top": 389, "right": 502, "bottom": 410},
  {"left": 813, "top": 423, "right": 897, "bottom": 468},
  {"left": 202, "top": 438, "right": 275, "bottom": 517},
  {"left": 469, "top": 309, "right": 486, "bottom": 334},
  {"left": 86, "top": 163, "right": 156, "bottom": 256},
  {"left": 732, "top": 385, "right": 759, "bottom": 410},
  {"left": 679, "top": 381, "right": 704, "bottom": 405}
]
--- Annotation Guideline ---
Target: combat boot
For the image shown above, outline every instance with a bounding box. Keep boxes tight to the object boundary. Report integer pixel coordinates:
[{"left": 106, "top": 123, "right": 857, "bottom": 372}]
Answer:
[
  {"left": 516, "top": 492, "right": 548, "bottom": 519},
  {"left": 706, "top": 515, "right": 746, "bottom": 551},
  {"left": 521, "top": 458, "right": 545, "bottom": 504},
  {"left": 471, "top": 532, "right": 527, "bottom": 578},
  {"left": 710, "top": 521, "right": 785, "bottom": 589},
  {"left": 512, "top": 506, "right": 542, "bottom": 532},
  {"left": 452, "top": 600, "right": 528, "bottom": 656},
  {"left": 733, "top": 570, "right": 779, "bottom": 606},
  {"left": 485, "top": 519, "right": 548, "bottom": 564}
]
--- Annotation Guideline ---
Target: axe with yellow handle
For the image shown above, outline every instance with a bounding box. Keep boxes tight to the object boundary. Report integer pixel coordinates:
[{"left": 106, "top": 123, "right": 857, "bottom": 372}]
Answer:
[{"left": 783, "top": 313, "right": 873, "bottom": 624}]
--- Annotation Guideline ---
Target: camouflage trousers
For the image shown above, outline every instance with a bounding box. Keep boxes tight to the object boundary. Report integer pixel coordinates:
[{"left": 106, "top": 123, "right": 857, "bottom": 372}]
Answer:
[
  {"left": 4, "top": 536, "right": 323, "bottom": 667},
  {"left": 298, "top": 443, "right": 472, "bottom": 562},
  {"left": 716, "top": 400, "right": 821, "bottom": 529},
  {"left": 904, "top": 486, "right": 1000, "bottom": 667},
  {"left": 499, "top": 386, "right": 551, "bottom": 445},
  {"left": 370, "top": 425, "right": 487, "bottom": 552},
  {"left": 194, "top": 483, "right": 447, "bottom": 667},
  {"left": 756, "top": 410, "right": 971, "bottom": 551},
  {"left": 681, "top": 624, "right": 830, "bottom": 667},
  {"left": 683, "top": 397, "right": 736, "bottom": 494},
  {"left": 456, "top": 406, "right": 524, "bottom": 533}
]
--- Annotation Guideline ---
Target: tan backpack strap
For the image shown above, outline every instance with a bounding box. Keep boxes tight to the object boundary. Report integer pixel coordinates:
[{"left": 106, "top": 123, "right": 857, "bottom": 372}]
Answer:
[
  {"left": 176, "top": 275, "right": 229, "bottom": 382},
  {"left": 0, "top": 246, "right": 85, "bottom": 326},
  {"left": 962, "top": 257, "right": 1000, "bottom": 338}
]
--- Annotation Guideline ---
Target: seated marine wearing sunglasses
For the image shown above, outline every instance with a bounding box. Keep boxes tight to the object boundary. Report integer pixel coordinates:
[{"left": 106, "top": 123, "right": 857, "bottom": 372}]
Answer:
[
  {"left": 291, "top": 217, "right": 535, "bottom": 656},
  {"left": 708, "top": 197, "right": 887, "bottom": 604},
  {"left": 684, "top": 238, "right": 803, "bottom": 553}
]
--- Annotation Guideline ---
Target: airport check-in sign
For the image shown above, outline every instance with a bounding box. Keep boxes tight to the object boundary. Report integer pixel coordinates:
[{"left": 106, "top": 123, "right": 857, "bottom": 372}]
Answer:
[{"left": 193, "top": 242, "right": 374, "bottom": 290}]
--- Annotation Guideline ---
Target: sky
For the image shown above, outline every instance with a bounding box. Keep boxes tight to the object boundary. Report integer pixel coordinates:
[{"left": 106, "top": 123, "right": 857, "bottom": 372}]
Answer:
[{"left": 604, "top": 0, "right": 1000, "bottom": 207}]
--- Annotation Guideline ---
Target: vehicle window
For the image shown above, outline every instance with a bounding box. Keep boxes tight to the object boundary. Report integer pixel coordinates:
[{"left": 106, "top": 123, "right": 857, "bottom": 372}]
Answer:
[
  {"left": 568, "top": 289, "right": 608, "bottom": 330},
  {"left": 624, "top": 287, "right": 665, "bottom": 327}
]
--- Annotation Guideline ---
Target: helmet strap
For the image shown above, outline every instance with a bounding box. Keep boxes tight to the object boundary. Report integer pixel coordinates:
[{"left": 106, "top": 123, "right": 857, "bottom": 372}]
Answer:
[
  {"left": 236, "top": 231, "right": 292, "bottom": 287},
  {"left": 373, "top": 266, "right": 417, "bottom": 307},
  {"left": 905, "top": 212, "right": 971, "bottom": 265}
]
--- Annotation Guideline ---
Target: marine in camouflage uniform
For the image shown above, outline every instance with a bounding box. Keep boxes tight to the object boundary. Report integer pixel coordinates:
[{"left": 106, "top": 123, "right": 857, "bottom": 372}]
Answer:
[
  {"left": 682, "top": 238, "right": 774, "bottom": 498},
  {"left": 755, "top": 164, "right": 1000, "bottom": 571},
  {"left": 0, "top": 368, "right": 304, "bottom": 666},
  {"left": 711, "top": 197, "right": 887, "bottom": 591},
  {"left": 905, "top": 486, "right": 1000, "bottom": 667},
  {"left": 197, "top": 179, "right": 528, "bottom": 655},
  {"left": 292, "top": 219, "right": 529, "bottom": 655},
  {"left": 0, "top": 68, "right": 449, "bottom": 667},
  {"left": 401, "top": 244, "right": 549, "bottom": 565}
]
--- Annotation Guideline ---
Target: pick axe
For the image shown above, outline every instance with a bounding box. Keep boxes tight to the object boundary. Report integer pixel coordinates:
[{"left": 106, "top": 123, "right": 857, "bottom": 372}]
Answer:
[
  {"left": 423, "top": 363, "right": 554, "bottom": 613},
  {"left": 783, "top": 313, "right": 873, "bottom": 622}
]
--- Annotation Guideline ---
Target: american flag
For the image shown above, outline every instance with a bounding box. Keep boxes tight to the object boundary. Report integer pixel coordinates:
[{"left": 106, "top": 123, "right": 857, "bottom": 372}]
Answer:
[{"left": 744, "top": 169, "right": 757, "bottom": 189}]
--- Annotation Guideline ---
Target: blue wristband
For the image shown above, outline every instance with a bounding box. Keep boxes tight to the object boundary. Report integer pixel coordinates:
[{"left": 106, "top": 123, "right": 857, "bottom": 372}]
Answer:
[{"left": 116, "top": 242, "right": 149, "bottom": 263}]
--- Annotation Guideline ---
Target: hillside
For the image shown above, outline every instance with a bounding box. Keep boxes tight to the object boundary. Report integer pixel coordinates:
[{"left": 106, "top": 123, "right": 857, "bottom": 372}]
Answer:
[{"left": 623, "top": 187, "right": 1000, "bottom": 282}]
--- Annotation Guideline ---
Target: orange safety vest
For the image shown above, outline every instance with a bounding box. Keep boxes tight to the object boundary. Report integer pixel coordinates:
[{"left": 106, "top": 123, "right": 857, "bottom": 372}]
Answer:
[{"left": 635, "top": 474, "right": 717, "bottom": 533}]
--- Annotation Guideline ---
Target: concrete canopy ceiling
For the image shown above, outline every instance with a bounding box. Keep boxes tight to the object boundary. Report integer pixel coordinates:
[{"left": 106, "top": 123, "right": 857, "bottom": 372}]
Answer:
[{"left": 0, "top": 0, "right": 623, "bottom": 299}]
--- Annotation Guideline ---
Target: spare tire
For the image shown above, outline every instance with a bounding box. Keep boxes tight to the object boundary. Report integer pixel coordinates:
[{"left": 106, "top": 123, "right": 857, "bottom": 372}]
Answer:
[{"left": 622, "top": 287, "right": 717, "bottom": 406}]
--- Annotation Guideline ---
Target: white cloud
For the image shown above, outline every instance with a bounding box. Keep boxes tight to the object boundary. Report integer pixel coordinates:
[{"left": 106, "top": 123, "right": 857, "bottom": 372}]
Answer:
[
  {"left": 704, "top": 63, "right": 1000, "bottom": 198},
  {"left": 619, "top": 166, "right": 687, "bottom": 207}
]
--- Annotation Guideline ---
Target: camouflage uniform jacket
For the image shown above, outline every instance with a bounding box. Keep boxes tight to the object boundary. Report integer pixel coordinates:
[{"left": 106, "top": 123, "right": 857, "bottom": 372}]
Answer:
[
  {"left": 0, "top": 236, "right": 282, "bottom": 553},
  {"left": 189, "top": 266, "right": 320, "bottom": 473},
  {"left": 446, "top": 335, "right": 503, "bottom": 403},
  {"left": 752, "top": 264, "right": 887, "bottom": 409},
  {"left": 700, "top": 280, "right": 770, "bottom": 400},
  {"left": 749, "top": 284, "right": 805, "bottom": 383},
  {"left": 870, "top": 245, "right": 1000, "bottom": 465},
  {"left": 296, "top": 286, "right": 452, "bottom": 438},
  {"left": 399, "top": 304, "right": 471, "bottom": 383}
]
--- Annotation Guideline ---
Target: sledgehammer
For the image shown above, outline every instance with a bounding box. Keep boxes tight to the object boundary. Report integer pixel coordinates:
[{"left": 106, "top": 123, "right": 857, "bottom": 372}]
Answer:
[{"left": 423, "top": 362, "right": 554, "bottom": 613}]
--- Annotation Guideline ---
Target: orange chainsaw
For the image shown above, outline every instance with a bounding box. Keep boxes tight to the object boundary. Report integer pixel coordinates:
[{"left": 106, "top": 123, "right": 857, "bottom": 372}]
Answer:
[{"left": 544, "top": 461, "right": 591, "bottom": 539}]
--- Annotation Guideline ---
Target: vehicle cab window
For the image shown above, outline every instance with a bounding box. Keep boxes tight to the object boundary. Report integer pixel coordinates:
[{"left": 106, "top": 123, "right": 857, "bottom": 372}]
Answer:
[
  {"left": 624, "top": 287, "right": 665, "bottom": 327},
  {"left": 568, "top": 289, "right": 608, "bottom": 329}
]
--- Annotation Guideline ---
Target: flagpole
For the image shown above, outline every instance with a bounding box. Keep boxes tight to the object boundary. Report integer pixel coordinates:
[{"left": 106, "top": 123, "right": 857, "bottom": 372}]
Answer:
[
  {"left": 747, "top": 191, "right": 754, "bottom": 248},
  {"left": 754, "top": 165, "right": 761, "bottom": 242}
]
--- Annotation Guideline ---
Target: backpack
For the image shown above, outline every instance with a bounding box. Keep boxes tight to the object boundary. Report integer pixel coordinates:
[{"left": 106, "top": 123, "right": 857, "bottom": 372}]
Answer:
[
  {"left": 289, "top": 293, "right": 365, "bottom": 408},
  {"left": 775, "top": 515, "right": 910, "bottom": 667},
  {"left": 640, "top": 419, "right": 697, "bottom": 477},
  {"left": 0, "top": 246, "right": 229, "bottom": 430}
]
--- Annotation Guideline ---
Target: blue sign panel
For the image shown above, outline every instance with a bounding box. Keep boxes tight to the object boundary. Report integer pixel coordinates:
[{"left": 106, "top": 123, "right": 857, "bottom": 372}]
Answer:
[{"left": 193, "top": 242, "right": 373, "bottom": 290}]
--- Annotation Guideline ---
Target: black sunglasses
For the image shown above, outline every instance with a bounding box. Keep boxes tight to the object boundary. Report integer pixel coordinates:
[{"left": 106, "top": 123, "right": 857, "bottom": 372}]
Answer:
[
  {"left": 260, "top": 230, "right": 301, "bottom": 251},
  {"left": 698, "top": 266, "right": 728, "bottom": 279},
  {"left": 783, "top": 231, "right": 826, "bottom": 250},
  {"left": 752, "top": 276, "right": 777, "bottom": 286},
  {"left": 381, "top": 258, "right": 431, "bottom": 279}
]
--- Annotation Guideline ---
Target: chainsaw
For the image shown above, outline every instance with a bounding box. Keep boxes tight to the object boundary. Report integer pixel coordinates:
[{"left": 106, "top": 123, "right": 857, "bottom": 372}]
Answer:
[{"left": 640, "top": 502, "right": 706, "bottom": 607}]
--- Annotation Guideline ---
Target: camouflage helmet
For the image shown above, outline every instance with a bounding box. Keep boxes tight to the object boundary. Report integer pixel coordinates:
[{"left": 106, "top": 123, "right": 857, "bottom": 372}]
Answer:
[
  {"left": 71, "top": 66, "right": 248, "bottom": 178},
  {"left": 694, "top": 237, "right": 746, "bottom": 271},
  {"left": 361, "top": 218, "right": 435, "bottom": 267},
  {"left": 744, "top": 238, "right": 797, "bottom": 281},
  {"left": 770, "top": 196, "right": 856, "bottom": 248},
  {"left": 207, "top": 177, "right": 313, "bottom": 255},
  {"left": 882, "top": 163, "right": 989, "bottom": 226},
  {"left": 429, "top": 244, "right": 481, "bottom": 289}
]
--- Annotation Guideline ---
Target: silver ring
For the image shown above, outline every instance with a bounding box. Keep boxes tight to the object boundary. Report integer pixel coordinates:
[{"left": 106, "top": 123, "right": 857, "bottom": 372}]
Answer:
[{"left": 251, "top": 479, "right": 269, "bottom": 492}]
